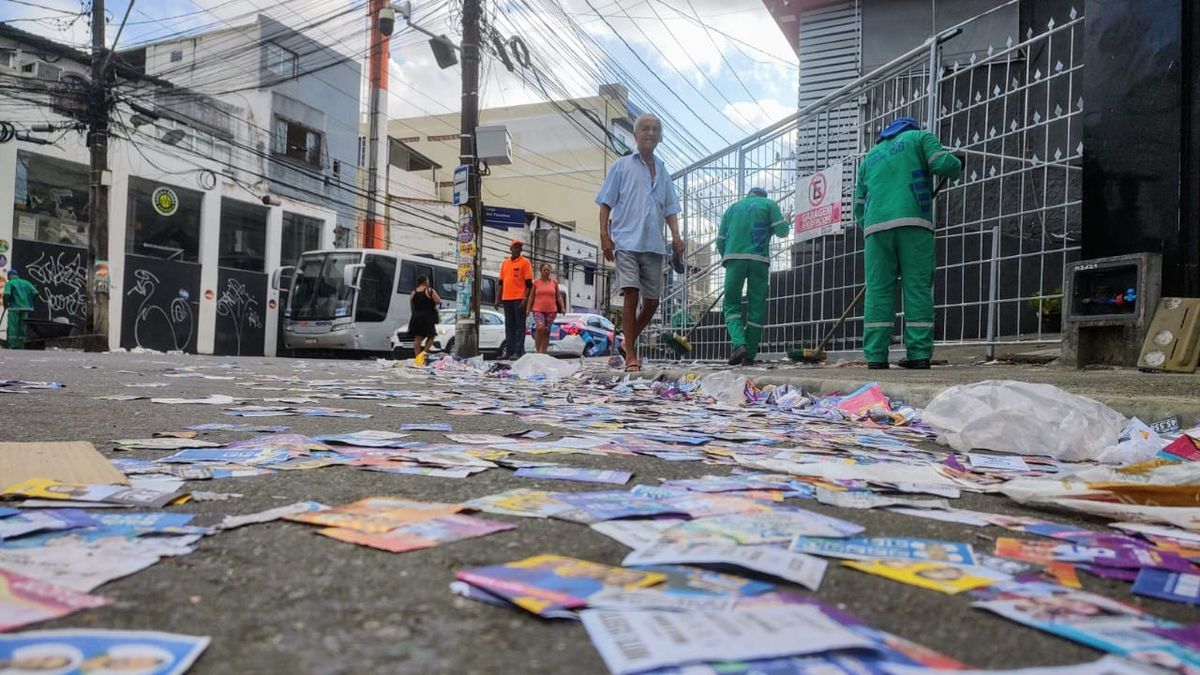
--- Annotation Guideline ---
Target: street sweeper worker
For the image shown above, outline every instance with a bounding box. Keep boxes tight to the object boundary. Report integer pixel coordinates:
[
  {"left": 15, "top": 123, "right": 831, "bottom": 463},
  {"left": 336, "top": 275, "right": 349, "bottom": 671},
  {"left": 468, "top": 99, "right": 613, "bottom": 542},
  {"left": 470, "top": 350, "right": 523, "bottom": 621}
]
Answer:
[
  {"left": 853, "top": 116, "right": 961, "bottom": 370},
  {"left": 716, "top": 187, "right": 789, "bottom": 366},
  {"left": 2, "top": 269, "right": 37, "bottom": 350}
]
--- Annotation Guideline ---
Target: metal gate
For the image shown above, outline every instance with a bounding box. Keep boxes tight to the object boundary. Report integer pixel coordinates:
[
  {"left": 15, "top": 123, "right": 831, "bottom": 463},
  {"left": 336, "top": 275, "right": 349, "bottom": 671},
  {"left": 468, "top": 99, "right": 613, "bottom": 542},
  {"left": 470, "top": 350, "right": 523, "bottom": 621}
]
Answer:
[{"left": 661, "top": 0, "right": 1083, "bottom": 361}]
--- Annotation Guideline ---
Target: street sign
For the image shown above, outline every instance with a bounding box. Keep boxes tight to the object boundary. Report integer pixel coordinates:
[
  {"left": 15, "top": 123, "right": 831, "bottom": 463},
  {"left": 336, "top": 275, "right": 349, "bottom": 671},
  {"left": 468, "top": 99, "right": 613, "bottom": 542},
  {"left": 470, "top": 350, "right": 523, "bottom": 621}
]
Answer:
[
  {"left": 483, "top": 205, "right": 525, "bottom": 230},
  {"left": 452, "top": 165, "right": 469, "bottom": 206},
  {"left": 794, "top": 162, "right": 844, "bottom": 242}
]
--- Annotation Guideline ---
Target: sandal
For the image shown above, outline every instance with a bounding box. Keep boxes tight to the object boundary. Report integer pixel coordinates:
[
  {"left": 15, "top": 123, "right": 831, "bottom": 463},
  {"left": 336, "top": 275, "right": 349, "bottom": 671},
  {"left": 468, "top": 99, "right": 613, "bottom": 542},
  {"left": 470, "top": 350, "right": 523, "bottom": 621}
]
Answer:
[{"left": 624, "top": 363, "right": 643, "bottom": 372}]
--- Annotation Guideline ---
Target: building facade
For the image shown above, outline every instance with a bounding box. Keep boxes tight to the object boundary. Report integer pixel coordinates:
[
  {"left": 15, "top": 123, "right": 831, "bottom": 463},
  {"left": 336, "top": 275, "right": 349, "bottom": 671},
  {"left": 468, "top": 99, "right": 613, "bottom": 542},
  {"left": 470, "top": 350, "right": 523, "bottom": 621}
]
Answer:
[{"left": 0, "top": 22, "right": 343, "bottom": 356}]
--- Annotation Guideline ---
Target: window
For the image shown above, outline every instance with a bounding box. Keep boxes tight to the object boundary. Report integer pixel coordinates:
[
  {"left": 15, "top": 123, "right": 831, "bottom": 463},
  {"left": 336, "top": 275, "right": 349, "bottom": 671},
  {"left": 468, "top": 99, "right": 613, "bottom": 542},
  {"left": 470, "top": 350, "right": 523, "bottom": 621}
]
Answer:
[
  {"left": 265, "top": 42, "right": 297, "bottom": 78},
  {"left": 584, "top": 266, "right": 595, "bottom": 285},
  {"left": 13, "top": 151, "right": 90, "bottom": 247},
  {"left": 126, "top": 178, "right": 203, "bottom": 261},
  {"left": 281, "top": 212, "right": 324, "bottom": 267},
  {"left": 397, "top": 261, "right": 434, "bottom": 293},
  {"left": 170, "top": 49, "right": 183, "bottom": 63},
  {"left": 481, "top": 278, "right": 497, "bottom": 305},
  {"left": 274, "top": 117, "right": 322, "bottom": 166},
  {"left": 356, "top": 254, "right": 397, "bottom": 323},
  {"left": 482, "top": 312, "right": 502, "bottom": 325},
  {"left": 433, "top": 267, "right": 458, "bottom": 302},
  {"left": 358, "top": 136, "right": 367, "bottom": 168},
  {"left": 218, "top": 198, "right": 268, "bottom": 272}
]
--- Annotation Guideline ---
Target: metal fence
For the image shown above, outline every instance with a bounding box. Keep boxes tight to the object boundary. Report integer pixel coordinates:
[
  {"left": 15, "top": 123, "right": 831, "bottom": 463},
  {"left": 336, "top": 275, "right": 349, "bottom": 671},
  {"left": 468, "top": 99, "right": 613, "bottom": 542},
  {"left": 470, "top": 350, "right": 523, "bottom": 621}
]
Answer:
[{"left": 654, "top": 1, "right": 1083, "bottom": 362}]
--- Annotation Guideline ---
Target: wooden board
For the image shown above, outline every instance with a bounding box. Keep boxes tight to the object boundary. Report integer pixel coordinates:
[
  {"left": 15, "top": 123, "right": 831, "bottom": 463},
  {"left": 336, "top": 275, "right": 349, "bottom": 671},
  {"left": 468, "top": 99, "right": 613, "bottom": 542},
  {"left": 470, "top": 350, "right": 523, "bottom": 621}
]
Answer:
[{"left": 0, "top": 441, "right": 128, "bottom": 488}]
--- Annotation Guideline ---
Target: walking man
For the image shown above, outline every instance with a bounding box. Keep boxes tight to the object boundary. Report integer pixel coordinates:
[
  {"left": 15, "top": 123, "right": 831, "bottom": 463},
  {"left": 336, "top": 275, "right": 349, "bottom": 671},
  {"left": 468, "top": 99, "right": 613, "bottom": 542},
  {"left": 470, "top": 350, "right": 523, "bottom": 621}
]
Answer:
[
  {"left": 717, "top": 187, "right": 788, "bottom": 365},
  {"left": 497, "top": 239, "right": 532, "bottom": 359},
  {"left": 596, "top": 113, "right": 685, "bottom": 372},
  {"left": 853, "top": 116, "right": 962, "bottom": 369},
  {"left": 2, "top": 269, "right": 37, "bottom": 350}
]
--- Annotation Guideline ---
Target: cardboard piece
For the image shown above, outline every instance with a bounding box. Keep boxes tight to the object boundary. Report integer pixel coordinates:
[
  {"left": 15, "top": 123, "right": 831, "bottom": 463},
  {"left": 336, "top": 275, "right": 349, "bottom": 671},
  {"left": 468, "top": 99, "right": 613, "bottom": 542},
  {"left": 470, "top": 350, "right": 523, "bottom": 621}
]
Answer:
[{"left": 0, "top": 442, "right": 127, "bottom": 487}]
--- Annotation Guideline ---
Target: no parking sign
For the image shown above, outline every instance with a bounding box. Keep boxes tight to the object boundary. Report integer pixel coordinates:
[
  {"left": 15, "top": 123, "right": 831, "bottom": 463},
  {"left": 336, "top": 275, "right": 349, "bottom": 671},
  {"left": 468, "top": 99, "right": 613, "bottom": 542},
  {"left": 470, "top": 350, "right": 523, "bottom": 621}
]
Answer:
[{"left": 794, "top": 162, "right": 844, "bottom": 242}]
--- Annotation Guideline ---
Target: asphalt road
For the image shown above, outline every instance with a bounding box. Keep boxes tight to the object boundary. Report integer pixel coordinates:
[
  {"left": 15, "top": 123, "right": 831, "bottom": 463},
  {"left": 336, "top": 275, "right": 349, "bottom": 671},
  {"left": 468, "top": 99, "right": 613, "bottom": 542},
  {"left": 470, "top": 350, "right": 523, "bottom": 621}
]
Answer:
[{"left": 0, "top": 349, "right": 1193, "bottom": 675}]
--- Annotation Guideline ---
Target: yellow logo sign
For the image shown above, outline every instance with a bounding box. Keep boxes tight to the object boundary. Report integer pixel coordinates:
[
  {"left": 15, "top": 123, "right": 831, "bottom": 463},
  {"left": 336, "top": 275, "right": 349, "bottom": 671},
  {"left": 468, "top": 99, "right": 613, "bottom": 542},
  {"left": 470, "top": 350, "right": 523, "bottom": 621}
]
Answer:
[{"left": 152, "top": 187, "right": 179, "bottom": 216}]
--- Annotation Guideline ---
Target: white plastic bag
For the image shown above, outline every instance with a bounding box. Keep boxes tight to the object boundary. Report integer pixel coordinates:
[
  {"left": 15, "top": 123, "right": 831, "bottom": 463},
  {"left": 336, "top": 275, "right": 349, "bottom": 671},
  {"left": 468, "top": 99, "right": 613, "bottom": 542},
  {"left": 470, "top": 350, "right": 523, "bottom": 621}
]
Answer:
[
  {"left": 1095, "top": 418, "right": 1171, "bottom": 465},
  {"left": 510, "top": 353, "right": 580, "bottom": 381},
  {"left": 699, "top": 372, "right": 749, "bottom": 406},
  {"left": 923, "top": 380, "right": 1127, "bottom": 462}
]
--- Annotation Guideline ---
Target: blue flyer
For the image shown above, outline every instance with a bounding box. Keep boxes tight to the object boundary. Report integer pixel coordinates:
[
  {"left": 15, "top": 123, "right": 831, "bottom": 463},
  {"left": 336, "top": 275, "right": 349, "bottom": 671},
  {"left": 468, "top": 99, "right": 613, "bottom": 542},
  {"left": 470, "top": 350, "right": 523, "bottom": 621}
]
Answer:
[{"left": 0, "top": 629, "right": 209, "bottom": 675}]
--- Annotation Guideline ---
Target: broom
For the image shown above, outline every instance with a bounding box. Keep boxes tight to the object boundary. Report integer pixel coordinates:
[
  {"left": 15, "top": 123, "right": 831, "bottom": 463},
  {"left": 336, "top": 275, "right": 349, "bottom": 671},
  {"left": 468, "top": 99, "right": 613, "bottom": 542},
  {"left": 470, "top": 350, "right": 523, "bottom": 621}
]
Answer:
[{"left": 659, "top": 289, "right": 725, "bottom": 357}]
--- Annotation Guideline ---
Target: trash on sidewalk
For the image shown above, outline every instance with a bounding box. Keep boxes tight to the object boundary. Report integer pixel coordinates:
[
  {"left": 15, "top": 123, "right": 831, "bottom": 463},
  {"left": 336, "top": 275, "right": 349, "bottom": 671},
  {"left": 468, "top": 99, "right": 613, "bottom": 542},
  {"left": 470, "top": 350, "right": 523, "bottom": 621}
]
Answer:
[
  {"left": 924, "top": 380, "right": 1128, "bottom": 461},
  {"left": 0, "top": 629, "right": 209, "bottom": 675},
  {"left": 0, "top": 441, "right": 129, "bottom": 487},
  {"left": 508, "top": 353, "right": 581, "bottom": 381}
]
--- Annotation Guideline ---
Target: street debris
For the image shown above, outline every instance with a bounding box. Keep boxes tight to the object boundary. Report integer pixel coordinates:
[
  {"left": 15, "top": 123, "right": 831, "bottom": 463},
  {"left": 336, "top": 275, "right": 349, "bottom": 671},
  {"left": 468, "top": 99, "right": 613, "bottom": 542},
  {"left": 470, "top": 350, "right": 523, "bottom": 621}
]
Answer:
[{"left": 1, "top": 356, "right": 1198, "bottom": 674}]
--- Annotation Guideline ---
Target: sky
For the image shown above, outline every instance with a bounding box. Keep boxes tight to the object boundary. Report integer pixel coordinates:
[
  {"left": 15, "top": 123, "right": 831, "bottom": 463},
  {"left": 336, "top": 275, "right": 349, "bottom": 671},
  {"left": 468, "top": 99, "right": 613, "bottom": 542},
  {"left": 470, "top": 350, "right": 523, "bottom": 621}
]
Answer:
[{"left": 2, "top": 0, "right": 799, "bottom": 165}]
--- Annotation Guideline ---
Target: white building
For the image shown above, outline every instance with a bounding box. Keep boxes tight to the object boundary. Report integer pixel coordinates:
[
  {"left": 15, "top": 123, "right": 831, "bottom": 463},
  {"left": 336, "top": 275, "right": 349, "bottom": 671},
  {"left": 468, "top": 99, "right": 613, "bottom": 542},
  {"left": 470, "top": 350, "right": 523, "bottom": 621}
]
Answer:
[{"left": 0, "top": 22, "right": 346, "bottom": 356}]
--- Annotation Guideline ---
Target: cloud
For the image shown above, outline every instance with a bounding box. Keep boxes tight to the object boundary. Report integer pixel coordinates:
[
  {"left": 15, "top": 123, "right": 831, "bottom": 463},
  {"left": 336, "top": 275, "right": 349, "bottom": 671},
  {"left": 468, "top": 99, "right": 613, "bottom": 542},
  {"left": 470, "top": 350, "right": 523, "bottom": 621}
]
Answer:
[{"left": 722, "top": 98, "right": 794, "bottom": 130}]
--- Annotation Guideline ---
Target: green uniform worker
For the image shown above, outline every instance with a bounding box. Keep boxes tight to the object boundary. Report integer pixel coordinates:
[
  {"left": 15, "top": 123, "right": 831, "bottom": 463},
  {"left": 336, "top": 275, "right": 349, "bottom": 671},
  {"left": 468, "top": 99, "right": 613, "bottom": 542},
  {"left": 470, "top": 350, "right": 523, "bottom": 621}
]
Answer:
[
  {"left": 3, "top": 269, "right": 37, "bottom": 350},
  {"left": 717, "top": 187, "right": 789, "bottom": 366},
  {"left": 853, "top": 117, "right": 962, "bottom": 369}
]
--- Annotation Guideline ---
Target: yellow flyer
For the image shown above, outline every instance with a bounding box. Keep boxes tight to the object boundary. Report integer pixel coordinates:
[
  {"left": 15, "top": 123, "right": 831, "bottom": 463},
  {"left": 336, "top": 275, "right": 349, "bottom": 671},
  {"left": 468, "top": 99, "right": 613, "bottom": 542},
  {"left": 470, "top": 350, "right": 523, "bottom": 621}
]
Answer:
[{"left": 842, "top": 559, "right": 998, "bottom": 594}]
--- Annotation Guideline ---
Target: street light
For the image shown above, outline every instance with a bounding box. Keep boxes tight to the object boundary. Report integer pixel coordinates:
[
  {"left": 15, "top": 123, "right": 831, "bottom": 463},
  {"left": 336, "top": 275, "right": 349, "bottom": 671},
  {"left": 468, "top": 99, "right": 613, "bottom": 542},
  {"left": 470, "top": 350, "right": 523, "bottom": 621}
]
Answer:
[{"left": 378, "top": 2, "right": 458, "bottom": 67}]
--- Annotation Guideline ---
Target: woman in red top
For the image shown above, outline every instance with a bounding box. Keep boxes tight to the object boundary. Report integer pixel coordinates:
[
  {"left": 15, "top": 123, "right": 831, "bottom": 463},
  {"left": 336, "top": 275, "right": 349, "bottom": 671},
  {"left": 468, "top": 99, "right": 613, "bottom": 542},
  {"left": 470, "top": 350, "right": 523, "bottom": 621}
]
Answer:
[{"left": 524, "top": 263, "right": 565, "bottom": 354}]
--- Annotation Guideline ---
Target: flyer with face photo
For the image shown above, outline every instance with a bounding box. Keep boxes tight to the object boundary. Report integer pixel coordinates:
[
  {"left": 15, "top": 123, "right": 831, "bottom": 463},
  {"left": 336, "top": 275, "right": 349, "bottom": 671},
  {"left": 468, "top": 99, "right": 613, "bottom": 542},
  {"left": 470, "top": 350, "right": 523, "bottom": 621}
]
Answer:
[
  {"left": 842, "top": 560, "right": 1001, "bottom": 594},
  {"left": 0, "top": 629, "right": 209, "bottom": 675}
]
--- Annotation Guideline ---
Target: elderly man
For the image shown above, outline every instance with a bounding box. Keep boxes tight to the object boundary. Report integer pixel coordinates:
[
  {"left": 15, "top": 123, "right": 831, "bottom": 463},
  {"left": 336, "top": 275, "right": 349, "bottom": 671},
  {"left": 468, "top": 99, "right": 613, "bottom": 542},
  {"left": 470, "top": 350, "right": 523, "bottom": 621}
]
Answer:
[
  {"left": 853, "top": 116, "right": 962, "bottom": 369},
  {"left": 2, "top": 269, "right": 37, "bottom": 349},
  {"left": 596, "top": 114, "right": 685, "bottom": 372}
]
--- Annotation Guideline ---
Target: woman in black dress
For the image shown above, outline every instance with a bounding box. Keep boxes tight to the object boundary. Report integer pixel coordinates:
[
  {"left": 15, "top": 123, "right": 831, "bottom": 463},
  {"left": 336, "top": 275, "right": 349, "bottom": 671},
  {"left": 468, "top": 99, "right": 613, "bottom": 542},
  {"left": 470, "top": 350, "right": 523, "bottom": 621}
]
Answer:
[{"left": 409, "top": 275, "right": 442, "bottom": 358}]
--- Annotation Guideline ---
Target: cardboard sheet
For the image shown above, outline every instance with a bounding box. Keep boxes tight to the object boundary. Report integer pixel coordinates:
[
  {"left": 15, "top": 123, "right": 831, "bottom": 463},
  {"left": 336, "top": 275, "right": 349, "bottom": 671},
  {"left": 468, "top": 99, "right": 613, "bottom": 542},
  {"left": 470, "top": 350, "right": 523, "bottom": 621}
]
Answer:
[{"left": 0, "top": 442, "right": 127, "bottom": 487}]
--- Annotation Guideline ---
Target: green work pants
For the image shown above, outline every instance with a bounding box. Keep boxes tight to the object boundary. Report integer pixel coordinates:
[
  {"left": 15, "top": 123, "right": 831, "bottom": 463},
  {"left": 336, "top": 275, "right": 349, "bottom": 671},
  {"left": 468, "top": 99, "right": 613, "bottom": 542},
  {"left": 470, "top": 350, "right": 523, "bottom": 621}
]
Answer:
[
  {"left": 723, "top": 259, "right": 769, "bottom": 358},
  {"left": 6, "top": 310, "right": 28, "bottom": 349},
  {"left": 863, "top": 227, "right": 935, "bottom": 363}
]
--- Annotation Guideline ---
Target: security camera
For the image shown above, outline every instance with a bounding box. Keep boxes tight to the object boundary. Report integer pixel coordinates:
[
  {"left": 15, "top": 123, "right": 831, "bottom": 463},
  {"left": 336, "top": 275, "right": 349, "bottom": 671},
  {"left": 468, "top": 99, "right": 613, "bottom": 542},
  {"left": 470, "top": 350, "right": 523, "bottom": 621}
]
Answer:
[
  {"left": 261, "top": 194, "right": 281, "bottom": 206},
  {"left": 379, "top": 7, "right": 396, "bottom": 37}
]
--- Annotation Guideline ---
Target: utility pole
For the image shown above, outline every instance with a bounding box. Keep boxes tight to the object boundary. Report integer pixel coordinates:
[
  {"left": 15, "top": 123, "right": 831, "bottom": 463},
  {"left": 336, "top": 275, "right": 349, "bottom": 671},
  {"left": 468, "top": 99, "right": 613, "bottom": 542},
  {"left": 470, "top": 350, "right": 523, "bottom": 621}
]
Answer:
[
  {"left": 86, "top": 0, "right": 109, "bottom": 350},
  {"left": 454, "top": 0, "right": 483, "bottom": 358},
  {"left": 364, "top": 0, "right": 389, "bottom": 249}
]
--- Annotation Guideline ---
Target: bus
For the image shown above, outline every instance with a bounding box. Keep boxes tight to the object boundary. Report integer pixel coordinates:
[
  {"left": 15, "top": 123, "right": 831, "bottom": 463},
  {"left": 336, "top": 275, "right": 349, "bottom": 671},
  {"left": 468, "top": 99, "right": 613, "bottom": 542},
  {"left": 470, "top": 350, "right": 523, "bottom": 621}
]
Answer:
[{"left": 273, "top": 248, "right": 498, "bottom": 355}]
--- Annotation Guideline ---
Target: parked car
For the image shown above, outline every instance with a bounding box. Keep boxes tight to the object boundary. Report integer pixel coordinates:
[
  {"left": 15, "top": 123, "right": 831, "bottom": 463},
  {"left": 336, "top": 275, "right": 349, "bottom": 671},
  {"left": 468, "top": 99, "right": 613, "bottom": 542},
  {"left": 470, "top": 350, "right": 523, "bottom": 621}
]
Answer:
[
  {"left": 524, "top": 313, "right": 625, "bottom": 357},
  {"left": 391, "top": 309, "right": 507, "bottom": 358}
]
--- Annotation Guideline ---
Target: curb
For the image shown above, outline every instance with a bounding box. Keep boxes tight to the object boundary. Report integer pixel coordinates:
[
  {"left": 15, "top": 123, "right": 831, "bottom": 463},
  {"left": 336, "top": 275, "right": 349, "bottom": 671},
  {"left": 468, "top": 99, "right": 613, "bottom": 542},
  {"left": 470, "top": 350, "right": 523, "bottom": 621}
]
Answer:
[{"left": 628, "top": 367, "right": 1200, "bottom": 427}]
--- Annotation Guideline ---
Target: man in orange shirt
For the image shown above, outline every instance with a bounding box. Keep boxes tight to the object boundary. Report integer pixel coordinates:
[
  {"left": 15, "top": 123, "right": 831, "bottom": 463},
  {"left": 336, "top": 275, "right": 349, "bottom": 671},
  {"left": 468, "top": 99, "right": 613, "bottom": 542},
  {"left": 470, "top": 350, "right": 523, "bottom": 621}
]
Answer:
[{"left": 497, "top": 239, "right": 533, "bottom": 359}]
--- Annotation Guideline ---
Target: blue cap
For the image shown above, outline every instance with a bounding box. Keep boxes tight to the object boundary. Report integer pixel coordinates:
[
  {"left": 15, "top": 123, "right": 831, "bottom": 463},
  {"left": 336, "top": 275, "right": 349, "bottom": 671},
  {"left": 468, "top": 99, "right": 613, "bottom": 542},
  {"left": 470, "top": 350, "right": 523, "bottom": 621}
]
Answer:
[
  {"left": 748, "top": 187, "right": 768, "bottom": 197},
  {"left": 6, "top": 269, "right": 17, "bottom": 277},
  {"left": 880, "top": 116, "right": 921, "bottom": 140}
]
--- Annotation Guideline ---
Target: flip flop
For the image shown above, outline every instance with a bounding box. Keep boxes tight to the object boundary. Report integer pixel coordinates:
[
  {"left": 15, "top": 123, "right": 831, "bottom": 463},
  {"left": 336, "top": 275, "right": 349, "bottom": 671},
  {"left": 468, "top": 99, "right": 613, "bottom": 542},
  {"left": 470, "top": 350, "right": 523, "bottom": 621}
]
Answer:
[{"left": 624, "top": 363, "right": 643, "bottom": 372}]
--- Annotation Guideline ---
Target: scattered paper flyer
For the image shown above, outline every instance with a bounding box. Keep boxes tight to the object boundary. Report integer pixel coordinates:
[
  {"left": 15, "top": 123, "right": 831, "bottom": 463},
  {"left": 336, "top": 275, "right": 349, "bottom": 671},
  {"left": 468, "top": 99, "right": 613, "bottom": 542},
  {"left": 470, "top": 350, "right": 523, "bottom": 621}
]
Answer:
[
  {"left": 286, "top": 497, "right": 463, "bottom": 533},
  {"left": 0, "top": 478, "right": 182, "bottom": 509},
  {"left": 623, "top": 541, "right": 828, "bottom": 591},
  {"left": 790, "top": 536, "right": 977, "bottom": 565},
  {"left": 584, "top": 588, "right": 739, "bottom": 613},
  {"left": 218, "top": 501, "right": 327, "bottom": 530},
  {"left": 318, "top": 514, "right": 514, "bottom": 553},
  {"left": 1132, "top": 568, "right": 1200, "bottom": 605},
  {"left": 0, "top": 569, "right": 112, "bottom": 631},
  {"left": 464, "top": 489, "right": 573, "bottom": 519},
  {"left": 842, "top": 560, "right": 1000, "bottom": 594},
  {"left": 514, "top": 467, "right": 632, "bottom": 485},
  {"left": 579, "top": 605, "right": 873, "bottom": 675},
  {"left": 589, "top": 520, "right": 684, "bottom": 549},
  {"left": 968, "top": 453, "right": 1032, "bottom": 472},
  {"left": 455, "top": 554, "right": 665, "bottom": 618},
  {"left": 0, "top": 629, "right": 209, "bottom": 675}
]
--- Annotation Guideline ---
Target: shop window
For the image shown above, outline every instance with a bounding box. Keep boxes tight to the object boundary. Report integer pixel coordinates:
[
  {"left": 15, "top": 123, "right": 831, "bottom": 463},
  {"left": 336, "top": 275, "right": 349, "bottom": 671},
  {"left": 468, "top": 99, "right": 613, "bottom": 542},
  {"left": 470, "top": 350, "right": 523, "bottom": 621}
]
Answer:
[
  {"left": 13, "top": 151, "right": 89, "bottom": 247},
  {"left": 281, "top": 212, "right": 324, "bottom": 268},
  {"left": 126, "top": 177, "right": 203, "bottom": 262},
  {"left": 218, "top": 198, "right": 268, "bottom": 272}
]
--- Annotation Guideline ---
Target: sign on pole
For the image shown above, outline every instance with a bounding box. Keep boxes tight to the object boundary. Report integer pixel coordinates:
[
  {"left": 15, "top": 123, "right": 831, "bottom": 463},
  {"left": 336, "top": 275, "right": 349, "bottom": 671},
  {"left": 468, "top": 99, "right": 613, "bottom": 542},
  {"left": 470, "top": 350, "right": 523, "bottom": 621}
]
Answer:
[
  {"left": 452, "top": 165, "right": 469, "bottom": 206},
  {"left": 794, "top": 162, "right": 844, "bottom": 242}
]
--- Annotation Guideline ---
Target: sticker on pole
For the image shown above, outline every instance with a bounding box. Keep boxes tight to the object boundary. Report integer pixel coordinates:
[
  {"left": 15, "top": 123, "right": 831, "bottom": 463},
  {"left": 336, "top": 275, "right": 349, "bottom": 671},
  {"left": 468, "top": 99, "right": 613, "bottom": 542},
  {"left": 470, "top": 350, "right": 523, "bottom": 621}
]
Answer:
[
  {"left": 794, "top": 162, "right": 843, "bottom": 242},
  {"left": 452, "top": 166, "right": 469, "bottom": 206}
]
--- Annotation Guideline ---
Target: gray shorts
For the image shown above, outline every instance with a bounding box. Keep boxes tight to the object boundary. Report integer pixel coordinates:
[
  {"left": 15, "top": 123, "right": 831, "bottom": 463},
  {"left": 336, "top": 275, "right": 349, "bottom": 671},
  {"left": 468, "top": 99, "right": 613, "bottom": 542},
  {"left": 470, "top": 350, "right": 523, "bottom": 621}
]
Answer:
[{"left": 614, "top": 250, "right": 664, "bottom": 300}]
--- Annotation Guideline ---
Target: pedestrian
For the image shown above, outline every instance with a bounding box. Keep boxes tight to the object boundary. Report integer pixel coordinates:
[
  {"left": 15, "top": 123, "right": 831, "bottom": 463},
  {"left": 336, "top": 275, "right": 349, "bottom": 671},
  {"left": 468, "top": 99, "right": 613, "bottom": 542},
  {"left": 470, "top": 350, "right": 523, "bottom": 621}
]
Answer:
[
  {"left": 409, "top": 275, "right": 441, "bottom": 361},
  {"left": 717, "top": 187, "right": 789, "bottom": 366},
  {"left": 2, "top": 269, "right": 36, "bottom": 350},
  {"left": 853, "top": 116, "right": 962, "bottom": 370},
  {"left": 596, "top": 113, "right": 685, "bottom": 372},
  {"left": 497, "top": 239, "right": 532, "bottom": 360},
  {"left": 524, "top": 263, "right": 566, "bottom": 354}
]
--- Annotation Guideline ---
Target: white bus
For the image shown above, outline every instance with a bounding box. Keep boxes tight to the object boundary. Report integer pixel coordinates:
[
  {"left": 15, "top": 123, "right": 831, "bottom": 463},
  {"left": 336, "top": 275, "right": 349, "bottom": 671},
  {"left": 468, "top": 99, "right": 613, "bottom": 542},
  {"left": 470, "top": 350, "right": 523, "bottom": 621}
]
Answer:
[{"left": 274, "top": 248, "right": 499, "bottom": 356}]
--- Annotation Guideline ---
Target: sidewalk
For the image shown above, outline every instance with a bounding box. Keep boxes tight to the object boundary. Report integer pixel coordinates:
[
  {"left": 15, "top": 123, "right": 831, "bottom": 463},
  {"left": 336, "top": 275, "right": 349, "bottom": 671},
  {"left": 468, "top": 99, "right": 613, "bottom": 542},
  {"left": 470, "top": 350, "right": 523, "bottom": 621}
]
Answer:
[{"left": 635, "top": 356, "right": 1200, "bottom": 426}]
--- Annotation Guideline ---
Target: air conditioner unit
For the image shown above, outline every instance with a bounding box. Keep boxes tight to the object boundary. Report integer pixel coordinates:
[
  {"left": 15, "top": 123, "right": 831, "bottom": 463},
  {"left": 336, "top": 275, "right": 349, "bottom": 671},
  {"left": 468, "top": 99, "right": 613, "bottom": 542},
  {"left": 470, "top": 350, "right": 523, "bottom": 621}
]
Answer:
[{"left": 20, "top": 60, "right": 62, "bottom": 82}]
